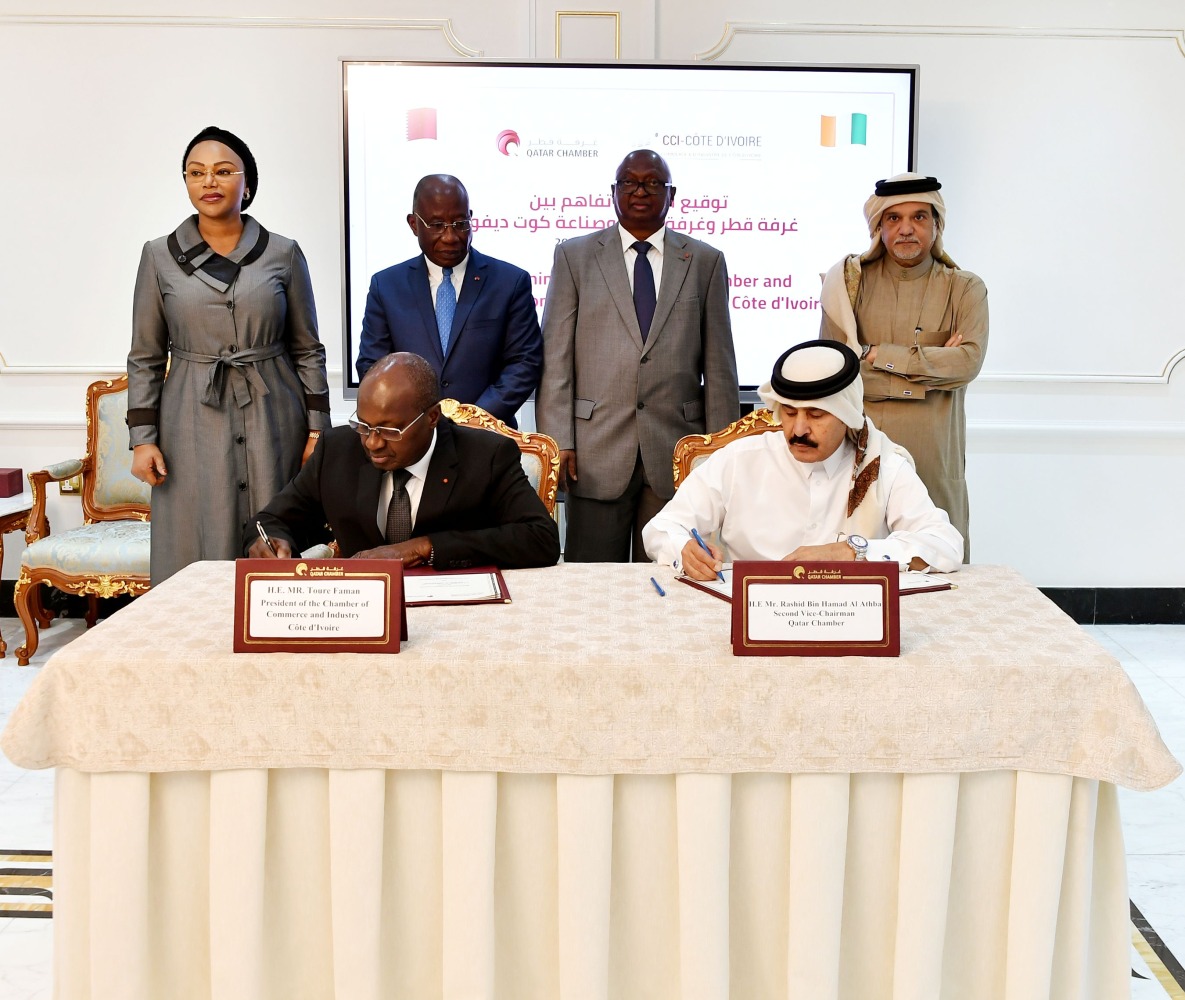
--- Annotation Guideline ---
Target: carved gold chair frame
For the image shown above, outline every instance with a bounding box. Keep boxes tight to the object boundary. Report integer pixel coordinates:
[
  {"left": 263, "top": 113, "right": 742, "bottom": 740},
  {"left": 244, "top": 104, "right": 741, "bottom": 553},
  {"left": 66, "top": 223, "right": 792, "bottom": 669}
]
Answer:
[
  {"left": 439, "top": 399, "right": 561, "bottom": 517},
  {"left": 13, "top": 375, "right": 151, "bottom": 664},
  {"left": 672, "top": 407, "right": 781, "bottom": 489}
]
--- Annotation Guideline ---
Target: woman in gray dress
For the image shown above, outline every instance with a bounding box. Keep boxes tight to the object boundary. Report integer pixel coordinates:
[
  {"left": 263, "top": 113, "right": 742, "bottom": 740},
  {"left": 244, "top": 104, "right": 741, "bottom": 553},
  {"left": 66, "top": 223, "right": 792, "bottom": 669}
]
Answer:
[{"left": 128, "top": 126, "right": 330, "bottom": 584}]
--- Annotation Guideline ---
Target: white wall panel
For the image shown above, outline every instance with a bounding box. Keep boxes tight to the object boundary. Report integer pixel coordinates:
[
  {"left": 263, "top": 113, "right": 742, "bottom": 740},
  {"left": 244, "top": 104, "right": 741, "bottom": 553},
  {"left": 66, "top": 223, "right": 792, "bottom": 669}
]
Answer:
[{"left": 1, "top": 1, "right": 1182, "bottom": 587}]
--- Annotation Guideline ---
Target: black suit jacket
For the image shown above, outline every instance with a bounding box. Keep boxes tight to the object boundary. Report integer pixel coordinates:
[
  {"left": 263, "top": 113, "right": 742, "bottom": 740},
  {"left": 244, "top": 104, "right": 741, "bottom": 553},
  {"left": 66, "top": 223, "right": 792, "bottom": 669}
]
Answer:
[{"left": 246, "top": 418, "right": 560, "bottom": 570}]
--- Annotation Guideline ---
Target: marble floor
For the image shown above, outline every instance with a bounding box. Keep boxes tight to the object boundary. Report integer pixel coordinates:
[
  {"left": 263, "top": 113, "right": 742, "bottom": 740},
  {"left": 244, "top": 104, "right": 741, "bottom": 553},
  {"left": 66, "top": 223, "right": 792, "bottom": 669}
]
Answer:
[{"left": 0, "top": 616, "right": 1182, "bottom": 999}]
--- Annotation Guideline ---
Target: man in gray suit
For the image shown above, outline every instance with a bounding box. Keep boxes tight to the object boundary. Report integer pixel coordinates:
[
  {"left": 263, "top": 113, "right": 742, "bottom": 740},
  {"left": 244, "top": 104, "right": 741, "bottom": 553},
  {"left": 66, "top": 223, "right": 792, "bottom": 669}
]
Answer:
[{"left": 537, "top": 149, "right": 740, "bottom": 562}]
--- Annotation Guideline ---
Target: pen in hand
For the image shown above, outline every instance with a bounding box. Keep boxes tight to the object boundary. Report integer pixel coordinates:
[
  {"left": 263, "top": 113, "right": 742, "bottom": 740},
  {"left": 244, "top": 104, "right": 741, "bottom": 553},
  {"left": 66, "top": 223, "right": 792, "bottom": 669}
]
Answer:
[
  {"left": 689, "top": 528, "right": 726, "bottom": 583},
  {"left": 256, "top": 520, "right": 277, "bottom": 556}
]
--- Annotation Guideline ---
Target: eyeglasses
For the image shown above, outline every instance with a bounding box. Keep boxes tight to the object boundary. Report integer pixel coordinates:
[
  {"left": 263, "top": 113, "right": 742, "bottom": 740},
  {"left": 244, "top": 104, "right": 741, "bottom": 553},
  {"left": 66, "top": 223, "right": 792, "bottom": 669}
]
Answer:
[
  {"left": 414, "top": 214, "right": 472, "bottom": 235},
  {"left": 348, "top": 410, "right": 426, "bottom": 442},
  {"left": 184, "top": 167, "right": 245, "bottom": 183},
  {"left": 613, "top": 178, "right": 672, "bottom": 195}
]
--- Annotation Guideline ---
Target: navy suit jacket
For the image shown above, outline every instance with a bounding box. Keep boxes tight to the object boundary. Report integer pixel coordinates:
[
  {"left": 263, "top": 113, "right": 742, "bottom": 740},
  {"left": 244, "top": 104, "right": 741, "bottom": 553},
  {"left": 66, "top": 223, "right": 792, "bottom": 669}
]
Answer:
[
  {"left": 357, "top": 247, "right": 543, "bottom": 426},
  {"left": 247, "top": 419, "right": 560, "bottom": 570}
]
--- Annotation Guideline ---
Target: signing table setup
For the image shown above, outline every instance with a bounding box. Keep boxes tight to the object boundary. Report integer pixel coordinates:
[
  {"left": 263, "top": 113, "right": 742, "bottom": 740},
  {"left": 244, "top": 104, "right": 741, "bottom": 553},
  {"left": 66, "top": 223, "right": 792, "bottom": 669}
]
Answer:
[{"left": 1, "top": 560, "right": 1180, "bottom": 1000}]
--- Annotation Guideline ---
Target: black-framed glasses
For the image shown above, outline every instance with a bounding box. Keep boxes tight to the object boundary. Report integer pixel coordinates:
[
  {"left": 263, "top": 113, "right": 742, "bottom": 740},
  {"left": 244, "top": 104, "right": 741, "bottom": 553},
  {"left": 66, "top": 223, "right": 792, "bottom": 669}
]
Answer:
[
  {"left": 414, "top": 214, "right": 472, "bottom": 235},
  {"left": 613, "top": 178, "right": 672, "bottom": 195},
  {"left": 348, "top": 409, "right": 426, "bottom": 442}
]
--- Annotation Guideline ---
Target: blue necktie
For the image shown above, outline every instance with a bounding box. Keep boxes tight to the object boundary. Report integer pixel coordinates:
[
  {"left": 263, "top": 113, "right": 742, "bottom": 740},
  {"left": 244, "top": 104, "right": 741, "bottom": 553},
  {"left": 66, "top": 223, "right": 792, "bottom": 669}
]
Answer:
[
  {"left": 435, "top": 267, "right": 456, "bottom": 355},
  {"left": 631, "top": 241, "right": 656, "bottom": 341}
]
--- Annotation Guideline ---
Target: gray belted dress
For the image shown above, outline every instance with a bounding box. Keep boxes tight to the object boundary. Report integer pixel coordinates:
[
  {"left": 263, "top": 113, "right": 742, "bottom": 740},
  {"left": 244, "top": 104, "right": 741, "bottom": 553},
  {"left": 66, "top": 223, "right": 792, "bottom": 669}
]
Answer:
[{"left": 127, "top": 216, "right": 330, "bottom": 584}]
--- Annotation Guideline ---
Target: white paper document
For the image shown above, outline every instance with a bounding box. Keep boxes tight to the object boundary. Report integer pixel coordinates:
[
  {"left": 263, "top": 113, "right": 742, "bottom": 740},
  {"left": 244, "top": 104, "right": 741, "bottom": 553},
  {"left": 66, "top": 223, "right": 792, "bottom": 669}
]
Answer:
[
  {"left": 403, "top": 571, "right": 504, "bottom": 605},
  {"left": 684, "top": 567, "right": 734, "bottom": 599},
  {"left": 898, "top": 571, "right": 954, "bottom": 593},
  {"left": 681, "top": 567, "right": 952, "bottom": 600}
]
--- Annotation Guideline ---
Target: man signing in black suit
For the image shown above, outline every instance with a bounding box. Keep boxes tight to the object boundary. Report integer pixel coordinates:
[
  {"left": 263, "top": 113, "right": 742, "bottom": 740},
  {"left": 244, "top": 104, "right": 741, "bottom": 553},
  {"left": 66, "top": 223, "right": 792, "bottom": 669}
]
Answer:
[{"left": 245, "top": 352, "right": 559, "bottom": 569}]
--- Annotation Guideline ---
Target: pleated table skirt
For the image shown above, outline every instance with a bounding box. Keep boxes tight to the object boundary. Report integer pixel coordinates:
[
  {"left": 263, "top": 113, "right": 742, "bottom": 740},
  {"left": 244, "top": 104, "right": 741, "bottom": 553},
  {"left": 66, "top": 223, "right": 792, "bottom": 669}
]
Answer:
[{"left": 53, "top": 768, "right": 1128, "bottom": 1000}]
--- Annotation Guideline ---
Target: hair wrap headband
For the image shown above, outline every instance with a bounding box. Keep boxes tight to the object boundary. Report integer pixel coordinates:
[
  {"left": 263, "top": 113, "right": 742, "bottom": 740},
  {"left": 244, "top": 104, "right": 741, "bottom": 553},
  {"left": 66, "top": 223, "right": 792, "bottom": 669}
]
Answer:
[
  {"left": 769, "top": 341, "right": 860, "bottom": 399},
  {"left": 873, "top": 175, "right": 941, "bottom": 197}
]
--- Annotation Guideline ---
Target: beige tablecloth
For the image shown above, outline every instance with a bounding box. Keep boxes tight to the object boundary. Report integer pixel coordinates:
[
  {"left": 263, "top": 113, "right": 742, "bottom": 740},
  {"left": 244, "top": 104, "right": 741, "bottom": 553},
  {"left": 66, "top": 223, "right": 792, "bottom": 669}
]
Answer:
[
  {"left": 3, "top": 560, "right": 1173, "bottom": 1000},
  {"left": 55, "top": 768, "right": 1127, "bottom": 1000},
  {"left": 2, "top": 561, "right": 1179, "bottom": 788}
]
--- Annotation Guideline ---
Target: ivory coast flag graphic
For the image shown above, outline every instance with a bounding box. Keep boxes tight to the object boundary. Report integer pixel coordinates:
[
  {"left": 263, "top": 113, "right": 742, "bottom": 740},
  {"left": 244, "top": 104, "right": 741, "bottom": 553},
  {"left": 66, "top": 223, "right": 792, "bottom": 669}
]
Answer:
[{"left": 820, "top": 113, "right": 868, "bottom": 147}]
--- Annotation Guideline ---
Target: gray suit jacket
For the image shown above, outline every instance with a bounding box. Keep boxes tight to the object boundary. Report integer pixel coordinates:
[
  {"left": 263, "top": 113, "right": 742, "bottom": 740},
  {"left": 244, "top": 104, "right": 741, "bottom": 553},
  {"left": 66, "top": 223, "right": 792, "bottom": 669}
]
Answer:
[{"left": 536, "top": 226, "right": 739, "bottom": 500}]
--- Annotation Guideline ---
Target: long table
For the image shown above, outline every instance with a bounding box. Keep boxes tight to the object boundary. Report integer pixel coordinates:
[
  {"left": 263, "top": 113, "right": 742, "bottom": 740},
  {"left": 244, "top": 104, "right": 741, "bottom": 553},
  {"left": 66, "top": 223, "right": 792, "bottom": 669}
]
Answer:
[{"left": 2, "top": 561, "right": 1179, "bottom": 1000}]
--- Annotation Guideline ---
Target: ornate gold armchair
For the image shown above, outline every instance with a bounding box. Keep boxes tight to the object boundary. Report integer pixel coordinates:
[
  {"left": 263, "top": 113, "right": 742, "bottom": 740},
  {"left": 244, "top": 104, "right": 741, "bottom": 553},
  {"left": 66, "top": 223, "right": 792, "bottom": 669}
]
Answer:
[
  {"left": 672, "top": 407, "right": 780, "bottom": 489},
  {"left": 440, "top": 399, "right": 560, "bottom": 516},
  {"left": 13, "top": 376, "right": 151, "bottom": 664}
]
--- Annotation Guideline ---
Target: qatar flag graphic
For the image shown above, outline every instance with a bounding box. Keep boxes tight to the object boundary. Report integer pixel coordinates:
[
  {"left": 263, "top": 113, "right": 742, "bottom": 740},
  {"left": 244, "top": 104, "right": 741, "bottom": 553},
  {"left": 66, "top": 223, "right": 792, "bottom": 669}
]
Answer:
[{"left": 407, "top": 108, "right": 437, "bottom": 141}]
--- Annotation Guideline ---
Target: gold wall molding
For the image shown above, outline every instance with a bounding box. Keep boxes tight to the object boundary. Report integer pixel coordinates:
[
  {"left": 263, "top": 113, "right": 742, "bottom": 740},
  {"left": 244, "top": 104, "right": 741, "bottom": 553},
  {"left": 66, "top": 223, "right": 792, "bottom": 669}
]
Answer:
[
  {"left": 1, "top": 358, "right": 1181, "bottom": 386},
  {"left": 976, "top": 346, "right": 1185, "bottom": 385},
  {"left": 5, "top": 415, "right": 1185, "bottom": 441},
  {"left": 694, "top": 21, "right": 1185, "bottom": 61},
  {"left": 0, "top": 14, "right": 482, "bottom": 57},
  {"left": 0, "top": 366, "right": 125, "bottom": 376},
  {"left": 4, "top": 415, "right": 1184, "bottom": 439},
  {"left": 555, "top": 10, "right": 621, "bottom": 59},
  {"left": 0, "top": 364, "right": 346, "bottom": 377}
]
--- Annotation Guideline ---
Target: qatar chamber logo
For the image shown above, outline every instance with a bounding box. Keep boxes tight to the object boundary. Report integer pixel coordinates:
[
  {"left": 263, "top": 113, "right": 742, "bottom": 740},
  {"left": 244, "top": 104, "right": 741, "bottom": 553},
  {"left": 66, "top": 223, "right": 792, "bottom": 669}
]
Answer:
[{"left": 496, "top": 129, "right": 520, "bottom": 155}]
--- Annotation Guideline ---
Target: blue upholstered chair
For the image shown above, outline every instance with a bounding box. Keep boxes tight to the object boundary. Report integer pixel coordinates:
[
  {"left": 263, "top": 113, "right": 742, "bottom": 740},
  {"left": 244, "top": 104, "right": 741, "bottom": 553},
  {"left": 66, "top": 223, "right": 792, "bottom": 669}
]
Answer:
[
  {"left": 440, "top": 399, "right": 560, "bottom": 516},
  {"left": 13, "top": 376, "right": 151, "bottom": 664}
]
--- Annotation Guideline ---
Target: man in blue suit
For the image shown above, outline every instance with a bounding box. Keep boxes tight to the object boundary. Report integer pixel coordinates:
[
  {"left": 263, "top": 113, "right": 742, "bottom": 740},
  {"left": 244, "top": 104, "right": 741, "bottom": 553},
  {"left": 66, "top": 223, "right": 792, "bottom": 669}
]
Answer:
[{"left": 356, "top": 174, "right": 543, "bottom": 427}]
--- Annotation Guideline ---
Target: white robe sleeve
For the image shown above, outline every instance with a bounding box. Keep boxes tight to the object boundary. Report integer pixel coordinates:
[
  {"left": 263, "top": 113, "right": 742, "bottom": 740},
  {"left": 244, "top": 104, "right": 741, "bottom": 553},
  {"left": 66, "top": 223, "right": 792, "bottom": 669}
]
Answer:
[
  {"left": 641, "top": 453, "right": 730, "bottom": 569},
  {"left": 865, "top": 456, "right": 965, "bottom": 571}
]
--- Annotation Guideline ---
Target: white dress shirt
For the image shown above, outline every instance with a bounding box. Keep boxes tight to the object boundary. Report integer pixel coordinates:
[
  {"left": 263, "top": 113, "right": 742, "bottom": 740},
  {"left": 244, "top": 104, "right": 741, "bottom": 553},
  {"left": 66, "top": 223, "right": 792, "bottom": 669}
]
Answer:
[
  {"left": 642, "top": 430, "right": 964, "bottom": 572},
  {"left": 617, "top": 224, "right": 665, "bottom": 300},
  {"left": 375, "top": 428, "right": 438, "bottom": 536},
  {"left": 424, "top": 253, "right": 469, "bottom": 301}
]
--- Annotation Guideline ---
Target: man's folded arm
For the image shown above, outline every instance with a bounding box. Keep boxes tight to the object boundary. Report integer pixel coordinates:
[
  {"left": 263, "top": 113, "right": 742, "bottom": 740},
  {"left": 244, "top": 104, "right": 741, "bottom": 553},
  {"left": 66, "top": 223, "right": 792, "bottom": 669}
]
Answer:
[{"left": 863, "top": 279, "right": 988, "bottom": 397}]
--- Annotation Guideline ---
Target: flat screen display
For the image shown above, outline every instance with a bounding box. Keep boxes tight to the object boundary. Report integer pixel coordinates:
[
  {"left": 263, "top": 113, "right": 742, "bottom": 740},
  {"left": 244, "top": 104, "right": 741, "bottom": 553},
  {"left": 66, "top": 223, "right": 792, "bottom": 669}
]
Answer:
[{"left": 342, "top": 61, "right": 918, "bottom": 393}]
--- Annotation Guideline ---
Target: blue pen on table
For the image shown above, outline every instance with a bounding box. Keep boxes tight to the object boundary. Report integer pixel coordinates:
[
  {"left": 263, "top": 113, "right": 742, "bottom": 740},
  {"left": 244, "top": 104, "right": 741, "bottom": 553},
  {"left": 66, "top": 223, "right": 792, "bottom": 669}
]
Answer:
[
  {"left": 650, "top": 576, "right": 666, "bottom": 597},
  {"left": 689, "top": 528, "right": 726, "bottom": 583}
]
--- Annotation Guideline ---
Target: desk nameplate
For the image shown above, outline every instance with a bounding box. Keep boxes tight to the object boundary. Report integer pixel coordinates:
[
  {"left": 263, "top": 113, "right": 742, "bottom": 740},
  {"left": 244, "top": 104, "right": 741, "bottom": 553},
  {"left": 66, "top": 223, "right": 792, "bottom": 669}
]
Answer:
[
  {"left": 233, "top": 559, "right": 407, "bottom": 653},
  {"left": 731, "top": 560, "right": 900, "bottom": 657}
]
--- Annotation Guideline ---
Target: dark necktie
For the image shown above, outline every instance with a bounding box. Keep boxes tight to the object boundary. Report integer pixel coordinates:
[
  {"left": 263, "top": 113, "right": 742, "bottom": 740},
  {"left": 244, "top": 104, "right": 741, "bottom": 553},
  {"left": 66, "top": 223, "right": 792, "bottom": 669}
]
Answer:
[
  {"left": 631, "top": 240, "right": 656, "bottom": 341},
  {"left": 435, "top": 267, "right": 456, "bottom": 355},
  {"left": 384, "top": 469, "right": 413, "bottom": 544}
]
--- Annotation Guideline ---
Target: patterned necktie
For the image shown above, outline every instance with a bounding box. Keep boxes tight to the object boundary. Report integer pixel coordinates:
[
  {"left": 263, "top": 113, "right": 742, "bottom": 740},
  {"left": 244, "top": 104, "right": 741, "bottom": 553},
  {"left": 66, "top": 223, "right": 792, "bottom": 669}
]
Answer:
[
  {"left": 385, "top": 469, "right": 413, "bottom": 544},
  {"left": 435, "top": 267, "right": 456, "bottom": 355},
  {"left": 631, "top": 241, "right": 656, "bottom": 341}
]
